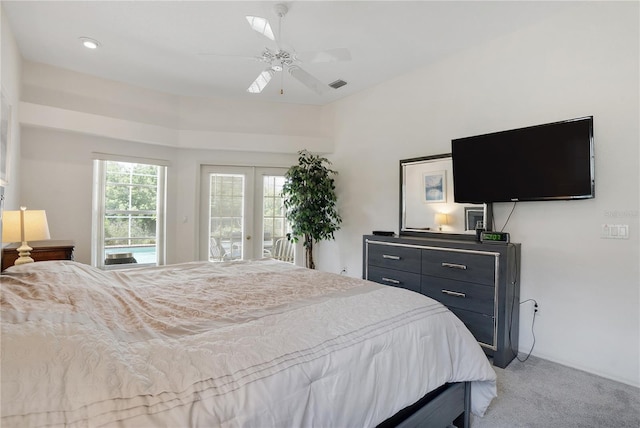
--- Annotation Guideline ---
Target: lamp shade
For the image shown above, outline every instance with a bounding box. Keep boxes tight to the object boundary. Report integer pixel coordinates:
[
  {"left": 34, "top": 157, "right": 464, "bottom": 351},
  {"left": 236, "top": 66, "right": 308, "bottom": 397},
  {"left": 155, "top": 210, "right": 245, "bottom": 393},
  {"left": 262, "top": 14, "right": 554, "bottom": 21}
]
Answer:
[
  {"left": 2, "top": 209, "right": 51, "bottom": 243},
  {"left": 434, "top": 213, "right": 449, "bottom": 226}
]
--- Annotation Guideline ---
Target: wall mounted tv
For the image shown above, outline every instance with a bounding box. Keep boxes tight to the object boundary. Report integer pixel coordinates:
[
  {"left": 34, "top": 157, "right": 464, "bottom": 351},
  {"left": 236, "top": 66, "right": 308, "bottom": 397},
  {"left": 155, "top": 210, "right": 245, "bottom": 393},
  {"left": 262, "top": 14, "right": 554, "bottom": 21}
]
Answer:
[{"left": 451, "top": 116, "right": 594, "bottom": 204}]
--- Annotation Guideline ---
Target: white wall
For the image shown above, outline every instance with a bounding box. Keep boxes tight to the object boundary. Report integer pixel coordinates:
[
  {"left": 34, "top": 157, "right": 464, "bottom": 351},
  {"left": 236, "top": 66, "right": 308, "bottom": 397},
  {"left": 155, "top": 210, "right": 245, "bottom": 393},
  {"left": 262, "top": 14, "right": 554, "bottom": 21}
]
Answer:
[
  {"left": 21, "top": 62, "right": 334, "bottom": 153},
  {"left": 319, "top": 2, "right": 639, "bottom": 387},
  {"left": 0, "top": 6, "right": 22, "bottom": 208},
  {"left": 13, "top": 1, "right": 639, "bottom": 388}
]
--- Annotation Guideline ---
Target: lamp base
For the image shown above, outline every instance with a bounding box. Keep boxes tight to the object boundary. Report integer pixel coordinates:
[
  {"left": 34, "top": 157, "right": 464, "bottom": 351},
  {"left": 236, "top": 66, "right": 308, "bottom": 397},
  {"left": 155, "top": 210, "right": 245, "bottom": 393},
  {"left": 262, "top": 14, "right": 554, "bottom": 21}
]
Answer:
[{"left": 14, "top": 242, "right": 35, "bottom": 265}]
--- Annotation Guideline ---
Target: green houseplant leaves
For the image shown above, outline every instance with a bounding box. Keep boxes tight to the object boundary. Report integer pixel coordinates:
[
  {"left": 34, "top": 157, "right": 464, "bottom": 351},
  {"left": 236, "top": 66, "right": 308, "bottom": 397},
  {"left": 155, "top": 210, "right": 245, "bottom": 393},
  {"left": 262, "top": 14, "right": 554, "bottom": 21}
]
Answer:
[{"left": 282, "top": 150, "right": 342, "bottom": 269}]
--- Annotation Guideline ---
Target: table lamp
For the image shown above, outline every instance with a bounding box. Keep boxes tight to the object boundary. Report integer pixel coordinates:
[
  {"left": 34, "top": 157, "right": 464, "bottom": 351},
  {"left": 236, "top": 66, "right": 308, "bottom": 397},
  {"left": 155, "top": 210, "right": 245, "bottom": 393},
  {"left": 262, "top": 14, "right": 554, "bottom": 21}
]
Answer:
[
  {"left": 2, "top": 207, "right": 51, "bottom": 266},
  {"left": 434, "top": 213, "right": 450, "bottom": 231}
]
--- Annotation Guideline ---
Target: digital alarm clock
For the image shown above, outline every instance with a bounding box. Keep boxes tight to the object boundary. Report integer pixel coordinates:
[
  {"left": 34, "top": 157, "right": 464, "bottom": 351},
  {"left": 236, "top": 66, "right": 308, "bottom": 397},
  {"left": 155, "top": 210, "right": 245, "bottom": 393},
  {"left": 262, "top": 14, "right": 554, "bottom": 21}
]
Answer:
[{"left": 480, "top": 231, "right": 510, "bottom": 243}]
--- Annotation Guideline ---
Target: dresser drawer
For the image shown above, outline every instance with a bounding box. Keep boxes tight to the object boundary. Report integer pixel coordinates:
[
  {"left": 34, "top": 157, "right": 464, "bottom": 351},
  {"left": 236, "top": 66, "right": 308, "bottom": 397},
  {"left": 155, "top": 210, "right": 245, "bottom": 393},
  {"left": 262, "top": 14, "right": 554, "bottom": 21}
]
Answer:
[
  {"left": 421, "top": 249, "right": 495, "bottom": 286},
  {"left": 448, "top": 307, "right": 495, "bottom": 348},
  {"left": 366, "top": 266, "right": 421, "bottom": 293},
  {"left": 367, "top": 243, "right": 421, "bottom": 274},
  {"left": 421, "top": 276, "right": 495, "bottom": 315}
]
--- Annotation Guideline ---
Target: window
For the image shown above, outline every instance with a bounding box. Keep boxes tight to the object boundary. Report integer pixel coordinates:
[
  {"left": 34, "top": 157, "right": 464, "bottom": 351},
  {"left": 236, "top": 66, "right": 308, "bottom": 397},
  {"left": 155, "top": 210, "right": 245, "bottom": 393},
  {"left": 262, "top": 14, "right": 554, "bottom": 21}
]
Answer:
[{"left": 92, "top": 157, "right": 167, "bottom": 269}]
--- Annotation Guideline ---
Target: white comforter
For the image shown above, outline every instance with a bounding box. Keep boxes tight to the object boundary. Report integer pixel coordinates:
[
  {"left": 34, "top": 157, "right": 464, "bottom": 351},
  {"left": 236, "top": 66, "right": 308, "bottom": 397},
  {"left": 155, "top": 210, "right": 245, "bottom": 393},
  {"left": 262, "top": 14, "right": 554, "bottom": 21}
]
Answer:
[{"left": 1, "top": 259, "right": 496, "bottom": 427}]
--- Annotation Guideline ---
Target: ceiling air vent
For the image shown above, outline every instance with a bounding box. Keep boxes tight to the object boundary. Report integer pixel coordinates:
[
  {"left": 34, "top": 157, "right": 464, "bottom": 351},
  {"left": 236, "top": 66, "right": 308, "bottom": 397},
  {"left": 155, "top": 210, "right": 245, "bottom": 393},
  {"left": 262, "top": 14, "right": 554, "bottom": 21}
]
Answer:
[{"left": 329, "top": 79, "right": 347, "bottom": 89}]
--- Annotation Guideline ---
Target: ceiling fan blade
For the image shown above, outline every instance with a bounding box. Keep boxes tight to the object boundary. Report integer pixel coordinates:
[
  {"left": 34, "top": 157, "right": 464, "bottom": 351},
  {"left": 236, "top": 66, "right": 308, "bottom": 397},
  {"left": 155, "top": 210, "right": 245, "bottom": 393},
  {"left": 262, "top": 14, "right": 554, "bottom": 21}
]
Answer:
[
  {"left": 297, "top": 48, "right": 352, "bottom": 63},
  {"left": 287, "top": 65, "right": 326, "bottom": 95},
  {"left": 247, "top": 69, "right": 275, "bottom": 94},
  {"left": 246, "top": 15, "right": 276, "bottom": 42}
]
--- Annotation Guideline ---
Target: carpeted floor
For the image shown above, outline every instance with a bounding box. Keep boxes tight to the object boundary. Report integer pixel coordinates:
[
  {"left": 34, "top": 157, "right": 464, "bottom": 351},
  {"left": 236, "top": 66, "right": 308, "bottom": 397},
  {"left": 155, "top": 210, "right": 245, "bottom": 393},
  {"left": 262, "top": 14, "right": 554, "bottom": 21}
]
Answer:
[{"left": 471, "top": 356, "right": 640, "bottom": 428}]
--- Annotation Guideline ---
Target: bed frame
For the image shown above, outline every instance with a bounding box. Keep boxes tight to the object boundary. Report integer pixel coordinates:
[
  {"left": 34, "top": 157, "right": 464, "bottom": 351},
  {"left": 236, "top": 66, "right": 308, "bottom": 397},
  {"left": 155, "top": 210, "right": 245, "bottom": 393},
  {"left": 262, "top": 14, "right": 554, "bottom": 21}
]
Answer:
[{"left": 378, "top": 382, "right": 470, "bottom": 428}]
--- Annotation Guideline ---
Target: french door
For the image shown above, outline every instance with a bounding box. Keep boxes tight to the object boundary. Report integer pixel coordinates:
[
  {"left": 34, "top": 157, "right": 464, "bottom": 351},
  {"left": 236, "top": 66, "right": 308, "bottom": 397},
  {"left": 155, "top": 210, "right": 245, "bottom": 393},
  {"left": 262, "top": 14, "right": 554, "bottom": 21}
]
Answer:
[{"left": 199, "top": 165, "right": 291, "bottom": 262}]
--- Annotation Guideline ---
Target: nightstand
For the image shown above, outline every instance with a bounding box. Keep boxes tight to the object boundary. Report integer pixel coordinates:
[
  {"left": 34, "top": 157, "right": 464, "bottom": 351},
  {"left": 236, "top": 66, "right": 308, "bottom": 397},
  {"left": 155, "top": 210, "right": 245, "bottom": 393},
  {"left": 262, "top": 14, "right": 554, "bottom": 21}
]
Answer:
[{"left": 1, "top": 240, "right": 75, "bottom": 271}]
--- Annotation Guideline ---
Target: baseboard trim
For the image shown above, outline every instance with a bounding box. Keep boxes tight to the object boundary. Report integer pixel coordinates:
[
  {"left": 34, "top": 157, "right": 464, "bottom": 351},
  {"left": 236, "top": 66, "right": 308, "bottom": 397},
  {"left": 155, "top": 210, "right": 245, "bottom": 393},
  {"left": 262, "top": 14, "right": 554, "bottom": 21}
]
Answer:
[{"left": 523, "top": 351, "right": 639, "bottom": 388}]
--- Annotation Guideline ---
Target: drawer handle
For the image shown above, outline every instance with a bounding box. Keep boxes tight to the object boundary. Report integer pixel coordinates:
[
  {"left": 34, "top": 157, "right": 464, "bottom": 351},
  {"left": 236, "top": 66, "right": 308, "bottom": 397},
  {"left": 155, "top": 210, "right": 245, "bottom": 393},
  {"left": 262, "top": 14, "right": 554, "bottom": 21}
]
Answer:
[
  {"left": 441, "top": 262, "right": 467, "bottom": 270},
  {"left": 441, "top": 289, "right": 466, "bottom": 298},
  {"left": 382, "top": 277, "right": 401, "bottom": 284},
  {"left": 382, "top": 254, "right": 401, "bottom": 260}
]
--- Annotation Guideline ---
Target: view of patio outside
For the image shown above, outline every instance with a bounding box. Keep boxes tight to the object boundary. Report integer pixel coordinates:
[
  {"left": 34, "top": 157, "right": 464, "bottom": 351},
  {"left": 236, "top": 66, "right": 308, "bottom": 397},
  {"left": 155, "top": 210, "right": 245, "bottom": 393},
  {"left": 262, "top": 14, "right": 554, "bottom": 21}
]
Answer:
[
  {"left": 103, "top": 161, "right": 159, "bottom": 265},
  {"left": 207, "top": 174, "right": 291, "bottom": 262}
]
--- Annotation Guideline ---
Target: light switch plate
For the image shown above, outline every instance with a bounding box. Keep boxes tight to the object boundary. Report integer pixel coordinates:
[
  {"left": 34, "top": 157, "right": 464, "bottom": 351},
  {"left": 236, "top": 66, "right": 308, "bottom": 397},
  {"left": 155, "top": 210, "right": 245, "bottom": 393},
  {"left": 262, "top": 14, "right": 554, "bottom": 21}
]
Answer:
[{"left": 601, "top": 224, "right": 629, "bottom": 239}]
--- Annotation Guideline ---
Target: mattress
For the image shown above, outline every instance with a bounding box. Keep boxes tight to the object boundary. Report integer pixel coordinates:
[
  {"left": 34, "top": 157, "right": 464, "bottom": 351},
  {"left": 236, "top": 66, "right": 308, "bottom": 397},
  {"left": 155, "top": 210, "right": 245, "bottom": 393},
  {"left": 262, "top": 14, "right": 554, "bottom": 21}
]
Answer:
[{"left": 0, "top": 259, "right": 496, "bottom": 427}]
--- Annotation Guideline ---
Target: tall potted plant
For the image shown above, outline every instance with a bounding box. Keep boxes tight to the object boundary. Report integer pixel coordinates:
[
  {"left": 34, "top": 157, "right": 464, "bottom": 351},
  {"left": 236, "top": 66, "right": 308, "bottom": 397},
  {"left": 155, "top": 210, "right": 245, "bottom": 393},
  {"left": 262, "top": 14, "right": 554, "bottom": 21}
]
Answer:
[{"left": 282, "top": 150, "right": 342, "bottom": 269}]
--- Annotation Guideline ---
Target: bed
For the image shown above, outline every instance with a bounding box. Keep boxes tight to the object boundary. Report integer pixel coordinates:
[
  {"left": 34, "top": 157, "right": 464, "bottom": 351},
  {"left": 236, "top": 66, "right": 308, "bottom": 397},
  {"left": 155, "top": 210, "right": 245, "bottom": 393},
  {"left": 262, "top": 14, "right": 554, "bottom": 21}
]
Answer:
[{"left": 0, "top": 259, "right": 496, "bottom": 427}]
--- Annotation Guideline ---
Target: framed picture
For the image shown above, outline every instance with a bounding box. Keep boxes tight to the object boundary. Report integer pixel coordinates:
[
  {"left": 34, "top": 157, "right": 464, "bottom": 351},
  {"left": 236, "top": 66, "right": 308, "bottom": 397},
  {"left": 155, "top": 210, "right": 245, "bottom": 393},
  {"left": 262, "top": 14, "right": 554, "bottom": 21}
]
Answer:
[
  {"left": 1, "top": 90, "right": 11, "bottom": 186},
  {"left": 465, "top": 207, "right": 484, "bottom": 231},
  {"left": 423, "top": 171, "right": 446, "bottom": 203}
]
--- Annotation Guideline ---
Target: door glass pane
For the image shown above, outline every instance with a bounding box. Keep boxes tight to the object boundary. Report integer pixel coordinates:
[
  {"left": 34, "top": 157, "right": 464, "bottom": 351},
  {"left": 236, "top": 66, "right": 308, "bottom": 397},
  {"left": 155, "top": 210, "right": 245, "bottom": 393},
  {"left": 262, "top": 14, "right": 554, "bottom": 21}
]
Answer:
[
  {"left": 262, "top": 175, "right": 293, "bottom": 262},
  {"left": 208, "top": 173, "right": 244, "bottom": 261}
]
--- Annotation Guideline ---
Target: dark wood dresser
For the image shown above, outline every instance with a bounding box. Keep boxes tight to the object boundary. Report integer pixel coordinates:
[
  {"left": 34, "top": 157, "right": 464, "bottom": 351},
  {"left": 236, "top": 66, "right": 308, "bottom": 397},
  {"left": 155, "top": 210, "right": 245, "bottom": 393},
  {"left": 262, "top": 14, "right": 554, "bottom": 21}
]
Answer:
[
  {"left": 2, "top": 240, "right": 75, "bottom": 271},
  {"left": 363, "top": 234, "right": 520, "bottom": 368}
]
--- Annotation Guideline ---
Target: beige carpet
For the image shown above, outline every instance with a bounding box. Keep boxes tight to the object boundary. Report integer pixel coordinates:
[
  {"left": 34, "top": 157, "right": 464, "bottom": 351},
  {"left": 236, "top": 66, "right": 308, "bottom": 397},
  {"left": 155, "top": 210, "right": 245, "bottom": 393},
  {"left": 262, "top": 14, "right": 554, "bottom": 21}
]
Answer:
[{"left": 471, "top": 356, "right": 640, "bottom": 428}]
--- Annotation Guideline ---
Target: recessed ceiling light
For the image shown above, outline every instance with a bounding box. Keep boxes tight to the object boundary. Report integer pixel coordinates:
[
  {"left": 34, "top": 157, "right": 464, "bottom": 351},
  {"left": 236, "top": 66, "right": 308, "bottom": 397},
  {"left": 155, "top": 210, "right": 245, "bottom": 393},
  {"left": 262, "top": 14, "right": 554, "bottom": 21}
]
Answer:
[{"left": 79, "top": 37, "right": 100, "bottom": 49}]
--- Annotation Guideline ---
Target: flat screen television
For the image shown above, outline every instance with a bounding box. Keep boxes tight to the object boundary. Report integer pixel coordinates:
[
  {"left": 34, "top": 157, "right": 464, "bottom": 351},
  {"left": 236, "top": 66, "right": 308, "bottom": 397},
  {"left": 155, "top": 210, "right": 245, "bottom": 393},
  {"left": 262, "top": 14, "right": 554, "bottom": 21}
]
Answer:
[{"left": 451, "top": 116, "right": 594, "bottom": 203}]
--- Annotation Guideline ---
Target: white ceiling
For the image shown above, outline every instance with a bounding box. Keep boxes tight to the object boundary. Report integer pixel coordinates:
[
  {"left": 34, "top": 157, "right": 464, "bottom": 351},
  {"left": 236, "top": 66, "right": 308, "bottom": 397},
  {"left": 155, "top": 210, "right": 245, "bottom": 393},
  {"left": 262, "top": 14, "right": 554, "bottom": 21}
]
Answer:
[{"left": 3, "top": 1, "right": 571, "bottom": 106}]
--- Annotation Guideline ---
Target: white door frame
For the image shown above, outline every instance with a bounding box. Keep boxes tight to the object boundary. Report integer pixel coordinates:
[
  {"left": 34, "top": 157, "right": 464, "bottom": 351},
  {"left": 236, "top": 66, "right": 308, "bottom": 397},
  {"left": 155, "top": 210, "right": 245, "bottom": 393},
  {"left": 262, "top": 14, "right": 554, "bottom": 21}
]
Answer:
[{"left": 199, "top": 165, "right": 291, "bottom": 262}]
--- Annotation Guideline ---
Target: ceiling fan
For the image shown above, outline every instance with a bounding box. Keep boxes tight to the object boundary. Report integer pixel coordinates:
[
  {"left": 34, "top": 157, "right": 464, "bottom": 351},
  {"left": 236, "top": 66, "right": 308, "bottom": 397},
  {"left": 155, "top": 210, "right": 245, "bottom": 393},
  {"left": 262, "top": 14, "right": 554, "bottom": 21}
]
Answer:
[{"left": 243, "top": 3, "right": 351, "bottom": 95}]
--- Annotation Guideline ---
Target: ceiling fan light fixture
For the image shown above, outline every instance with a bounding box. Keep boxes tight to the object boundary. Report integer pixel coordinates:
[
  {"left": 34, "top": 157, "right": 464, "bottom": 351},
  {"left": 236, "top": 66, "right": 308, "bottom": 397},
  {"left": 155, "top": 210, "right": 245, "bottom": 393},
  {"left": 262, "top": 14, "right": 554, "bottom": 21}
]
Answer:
[
  {"left": 271, "top": 64, "right": 283, "bottom": 72},
  {"left": 246, "top": 16, "right": 275, "bottom": 41}
]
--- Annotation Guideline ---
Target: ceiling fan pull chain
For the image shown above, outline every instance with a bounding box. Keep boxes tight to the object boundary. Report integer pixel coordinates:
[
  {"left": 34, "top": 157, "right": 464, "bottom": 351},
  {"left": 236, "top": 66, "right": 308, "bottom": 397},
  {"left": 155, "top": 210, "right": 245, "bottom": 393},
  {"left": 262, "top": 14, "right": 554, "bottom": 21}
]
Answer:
[{"left": 280, "top": 71, "right": 284, "bottom": 95}]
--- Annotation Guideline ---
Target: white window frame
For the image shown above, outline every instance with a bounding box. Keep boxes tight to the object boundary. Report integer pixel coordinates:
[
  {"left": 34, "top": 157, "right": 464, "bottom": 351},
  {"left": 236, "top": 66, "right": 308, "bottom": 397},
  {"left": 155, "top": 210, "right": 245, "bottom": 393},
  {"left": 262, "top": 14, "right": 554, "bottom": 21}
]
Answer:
[{"left": 92, "top": 153, "right": 168, "bottom": 269}]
